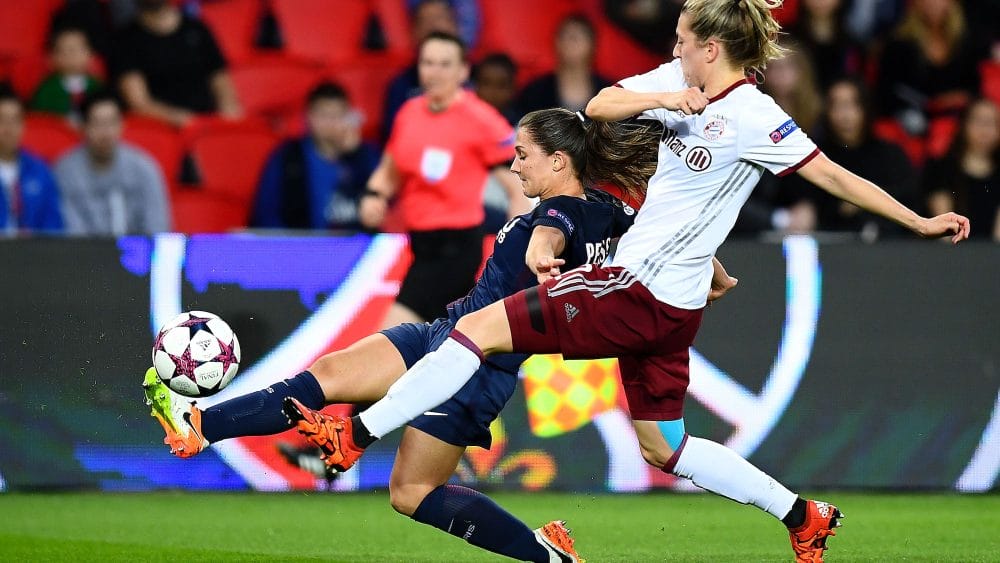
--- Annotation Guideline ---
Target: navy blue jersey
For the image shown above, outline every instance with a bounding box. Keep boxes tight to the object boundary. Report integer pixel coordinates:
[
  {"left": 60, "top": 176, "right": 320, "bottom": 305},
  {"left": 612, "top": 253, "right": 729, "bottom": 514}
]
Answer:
[{"left": 447, "top": 188, "right": 636, "bottom": 323}]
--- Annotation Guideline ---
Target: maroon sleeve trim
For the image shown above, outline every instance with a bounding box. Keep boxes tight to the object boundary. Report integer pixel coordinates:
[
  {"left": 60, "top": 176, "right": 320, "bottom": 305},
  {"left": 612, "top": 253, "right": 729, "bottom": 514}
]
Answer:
[{"left": 777, "top": 148, "right": 821, "bottom": 177}]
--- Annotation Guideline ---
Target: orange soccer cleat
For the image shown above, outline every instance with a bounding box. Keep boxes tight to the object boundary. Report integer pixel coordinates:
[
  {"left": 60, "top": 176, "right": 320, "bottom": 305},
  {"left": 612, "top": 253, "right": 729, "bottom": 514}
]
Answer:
[
  {"left": 282, "top": 397, "right": 365, "bottom": 472},
  {"left": 789, "top": 499, "right": 844, "bottom": 563},
  {"left": 534, "top": 520, "right": 585, "bottom": 563}
]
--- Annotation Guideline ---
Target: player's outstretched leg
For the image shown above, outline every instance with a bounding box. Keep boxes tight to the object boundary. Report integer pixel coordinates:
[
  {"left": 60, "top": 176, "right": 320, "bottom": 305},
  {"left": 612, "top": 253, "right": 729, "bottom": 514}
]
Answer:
[
  {"left": 534, "top": 520, "right": 585, "bottom": 563},
  {"left": 283, "top": 397, "right": 365, "bottom": 472},
  {"left": 142, "top": 367, "right": 207, "bottom": 457},
  {"left": 788, "top": 500, "right": 843, "bottom": 563}
]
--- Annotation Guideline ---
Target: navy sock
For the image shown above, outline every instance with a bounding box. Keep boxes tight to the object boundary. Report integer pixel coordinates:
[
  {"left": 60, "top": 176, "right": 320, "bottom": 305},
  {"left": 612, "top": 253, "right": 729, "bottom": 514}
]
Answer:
[
  {"left": 412, "top": 485, "right": 549, "bottom": 562},
  {"left": 200, "top": 371, "right": 325, "bottom": 443}
]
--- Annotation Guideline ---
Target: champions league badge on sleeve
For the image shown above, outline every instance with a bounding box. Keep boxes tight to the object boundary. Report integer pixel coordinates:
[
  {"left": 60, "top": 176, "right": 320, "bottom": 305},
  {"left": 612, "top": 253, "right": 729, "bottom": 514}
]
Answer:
[{"left": 770, "top": 119, "right": 799, "bottom": 143}]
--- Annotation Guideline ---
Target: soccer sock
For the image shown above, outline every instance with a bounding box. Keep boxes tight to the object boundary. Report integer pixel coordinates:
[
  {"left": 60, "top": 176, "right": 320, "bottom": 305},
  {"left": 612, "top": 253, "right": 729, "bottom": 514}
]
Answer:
[
  {"left": 200, "top": 371, "right": 325, "bottom": 443},
  {"left": 358, "top": 332, "right": 483, "bottom": 439},
  {"left": 412, "top": 485, "right": 550, "bottom": 562},
  {"left": 669, "top": 435, "right": 798, "bottom": 520},
  {"left": 781, "top": 497, "right": 808, "bottom": 529}
]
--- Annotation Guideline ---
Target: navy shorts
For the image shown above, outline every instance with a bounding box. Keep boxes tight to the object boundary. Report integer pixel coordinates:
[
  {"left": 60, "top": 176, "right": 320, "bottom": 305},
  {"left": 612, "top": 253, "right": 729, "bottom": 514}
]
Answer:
[{"left": 381, "top": 318, "right": 527, "bottom": 449}]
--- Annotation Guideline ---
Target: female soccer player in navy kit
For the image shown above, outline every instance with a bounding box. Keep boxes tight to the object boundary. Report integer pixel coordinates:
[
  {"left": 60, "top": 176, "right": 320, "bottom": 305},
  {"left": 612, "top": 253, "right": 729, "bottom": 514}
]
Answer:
[
  {"left": 145, "top": 108, "right": 735, "bottom": 562},
  {"left": 290, "top": 1, "right": 971, "bottom": 561}
]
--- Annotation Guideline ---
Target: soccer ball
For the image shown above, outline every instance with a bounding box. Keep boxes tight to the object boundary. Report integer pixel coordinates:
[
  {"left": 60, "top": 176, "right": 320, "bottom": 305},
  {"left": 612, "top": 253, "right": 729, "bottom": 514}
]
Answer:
[{"left": 152, "top": 311, "right": 241, "bottom": 397}]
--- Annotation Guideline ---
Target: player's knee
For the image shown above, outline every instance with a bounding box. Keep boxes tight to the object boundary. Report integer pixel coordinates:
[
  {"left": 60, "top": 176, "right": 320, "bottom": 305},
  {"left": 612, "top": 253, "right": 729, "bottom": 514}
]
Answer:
[
  {"left": 308, "top": 352, "right": 347, "bottom": 397},
  {"left": 454, "top": 305, "right": 506, "bottom": 355},
  {"left": 388, "top": 481, "right": 432, "bottom": 517}
]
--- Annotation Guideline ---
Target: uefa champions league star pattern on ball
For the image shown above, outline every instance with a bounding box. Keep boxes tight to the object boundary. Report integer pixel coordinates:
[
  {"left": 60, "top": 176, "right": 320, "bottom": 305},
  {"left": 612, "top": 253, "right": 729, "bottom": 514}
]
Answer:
[{"left": 152, "top": 311, "right": 240, "bottom": 397}]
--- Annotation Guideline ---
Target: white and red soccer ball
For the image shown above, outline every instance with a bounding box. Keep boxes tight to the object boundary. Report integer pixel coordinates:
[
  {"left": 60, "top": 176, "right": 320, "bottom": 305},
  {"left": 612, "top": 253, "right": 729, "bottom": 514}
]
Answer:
[{"left": 152, "top": 311, "right": 240, "bottom": 397}]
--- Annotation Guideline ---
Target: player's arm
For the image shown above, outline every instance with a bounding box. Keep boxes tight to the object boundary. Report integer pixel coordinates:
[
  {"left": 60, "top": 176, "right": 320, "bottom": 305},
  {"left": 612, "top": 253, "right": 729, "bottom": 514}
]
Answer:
[
  {"left": 492, "top": 166, "right": 534, "bottom": 218},
  {"left": 585, "top": 85, "right": 709, "bottom": 122},
  {"left": 708, "top": 257, "right": 738, "bottom": 303},
  {"left": 359, "top": 153, "right": 400, "bottom": 229},
  {"left": 796, "top": 153, "right": 970, "bottom": 243},
  {"left": 525, "top": 226, "right": 567, "bottom": 283}
]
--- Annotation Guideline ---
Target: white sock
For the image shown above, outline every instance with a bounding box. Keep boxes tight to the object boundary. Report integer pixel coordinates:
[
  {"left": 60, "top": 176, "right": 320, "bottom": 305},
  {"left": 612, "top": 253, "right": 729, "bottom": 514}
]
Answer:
[
  {"left": 359, "top": 337, "right": 482, "bottom": 438},
  {"left": 672, "top": 436, "right": 797, "bottom": 520}
]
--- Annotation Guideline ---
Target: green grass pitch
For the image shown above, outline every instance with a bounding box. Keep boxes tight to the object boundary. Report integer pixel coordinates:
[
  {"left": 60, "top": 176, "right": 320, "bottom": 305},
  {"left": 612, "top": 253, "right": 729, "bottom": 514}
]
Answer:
[{"left": 2, "top": 491, "right": 998, "bottom": 561}]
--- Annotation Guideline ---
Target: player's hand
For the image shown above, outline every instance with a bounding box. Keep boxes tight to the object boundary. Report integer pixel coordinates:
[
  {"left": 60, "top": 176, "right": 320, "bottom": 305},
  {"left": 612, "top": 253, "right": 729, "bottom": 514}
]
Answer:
[
  {"left": 664, "top": 88, "right": 709, "bottom": 115},
  {"left": 359, "top": 194, "right": 387, "bottom": 229},
  {"left": 916, "top": 212, "right": 970, "bottom": 244},
  {"left": 534, "top": 257, "right": 565, "bottom": 283},
  {"left": 708, "top": 275, "right": 738, "bottom": 304}
]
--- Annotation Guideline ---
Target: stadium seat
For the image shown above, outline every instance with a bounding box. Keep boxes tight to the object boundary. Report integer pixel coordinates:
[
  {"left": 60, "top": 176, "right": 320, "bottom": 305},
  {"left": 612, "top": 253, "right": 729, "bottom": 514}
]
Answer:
[
  {"left": 476, "top": 0, "right": 577, "bottom": 77},
  {"left": 270, "top": 0, "right": 371, "bottom": 66},
  {"left": 370, "top": 0, "right": 413, "bottom": 59},
  {"left": 872, "top": 118, "right": 925, "bottom": 167},
  {"left": 170, "top": 189, "right": 249, "bottom": 233},
  {"left": 327, "top": 57, "right": 406, "bottom": 141},
  {"left": 189, "top": 127, "right": 278, "bottom": 204},
  {"left": 229, "top": 56, "right": 323, "bottom": 121},
  {"left": 591, "top": 16, "right": 664, "bottom": 82},
  {"left": 926, "top": 116, "right": 959, "bottom": 160},
  {"left": 981, "top": 61, "right": 1000, "bottom": 107},
  {"left": 123, "top": 116, "right": 186, "bottom": 184},
  {"left": 199, "top": 0, "right": 266, "bottom": 65},
  {"left": 20, "top": 113, "right": 80, "bottom": 163},
  {"left": 6, "top": 54, "right": 49, "bottom": 100},
  {"left": 0, "top": 0, "right": 62, "bottom": 62}
]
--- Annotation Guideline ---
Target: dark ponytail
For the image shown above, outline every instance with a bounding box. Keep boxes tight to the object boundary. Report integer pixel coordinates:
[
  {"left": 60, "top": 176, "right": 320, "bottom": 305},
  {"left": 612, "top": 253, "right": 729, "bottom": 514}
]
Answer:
[{"left": 517, "top": 108, "right": 659, "bottom": 201}]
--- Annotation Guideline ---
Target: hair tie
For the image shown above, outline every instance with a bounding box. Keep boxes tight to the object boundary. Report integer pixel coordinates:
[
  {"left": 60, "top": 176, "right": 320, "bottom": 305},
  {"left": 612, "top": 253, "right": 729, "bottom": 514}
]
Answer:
[{"left": 575, "top": 110, "right": 587, "bottom": 123}]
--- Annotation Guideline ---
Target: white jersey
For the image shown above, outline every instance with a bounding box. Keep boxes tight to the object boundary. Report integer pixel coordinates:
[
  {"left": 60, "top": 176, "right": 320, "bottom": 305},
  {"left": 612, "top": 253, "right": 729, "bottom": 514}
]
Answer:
[{"left": 610, "top": 59, "right": 819, "bottom": 309}]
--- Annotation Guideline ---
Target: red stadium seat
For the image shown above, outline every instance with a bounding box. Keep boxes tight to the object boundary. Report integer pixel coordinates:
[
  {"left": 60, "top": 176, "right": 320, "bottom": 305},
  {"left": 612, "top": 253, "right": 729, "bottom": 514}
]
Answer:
[
  {"left": 229, "top": 56, "right": 323, "bottom": 121},
  {"left": 189, "top": 127, "right": 278, "bottom": 204},
  {"left": 476, "top": 0, "right": 577, "bottom": 77},
  {"left": 981, "top": 62, "right": 1000, "bottom": 107},
  {"left": 872, "top": 118, "right": 925, "bottom": 167},
  {"left": 327, "top": 57, "right": 406, "bottom": 141},
  {"left": 0, "top": 0, "right": 62, "bottom": 62},
  {"left": 371, "top": 0, "right": 413, "bottom": 59},
  {"left": 21, "top": 113, "right": 81, "bottom": 163},
  {"left": 123, "top": 116, "right": 186, "bottom": 184},
  {"left": 170, "top": 190, "right": 249, "bottom": 233},
  {"left": 199, "top": 0, "right": 265, "bottom": 65},
  {"left": 270, "top": 0, "right": 371, "bottom": 66},
  {"left": 926, "top": 116, "right": 959, "bottom": 160},
  {"left": 591, "top": 16, "right": 664, "bottom": 82}
]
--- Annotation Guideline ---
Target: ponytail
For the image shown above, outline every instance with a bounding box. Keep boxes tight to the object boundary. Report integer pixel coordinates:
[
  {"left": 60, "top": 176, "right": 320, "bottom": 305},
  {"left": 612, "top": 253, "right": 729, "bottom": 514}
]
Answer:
[{"left": 518, "top": 108, "right": 658, "bottom": 202}]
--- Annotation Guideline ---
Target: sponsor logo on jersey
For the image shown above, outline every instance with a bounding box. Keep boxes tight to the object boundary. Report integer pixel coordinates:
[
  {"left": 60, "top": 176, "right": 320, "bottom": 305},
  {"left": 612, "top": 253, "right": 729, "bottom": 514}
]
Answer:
[
  {"left": 769, "top": 119, "right": 799, "bottom": 144},
  {"left": 703, "top": 116, "right": 726, "bottom": 140},
  {"left": 496, "top": 216, "right": 520, "bottom": 243},
  {"left": 586, "top": 238, "right": 612, "bottom": 264},
  {"left": 660, "top": 127, "right": 688, "bottom": 156},
  {"left": 685, "top": 146, "right": 712, "bottom": 172},
  {"left": 546, "top": 209, "right": 575, "bottom": 235},
  {"left": 623, "top": 204, "right": 635, "bottom": 216}
]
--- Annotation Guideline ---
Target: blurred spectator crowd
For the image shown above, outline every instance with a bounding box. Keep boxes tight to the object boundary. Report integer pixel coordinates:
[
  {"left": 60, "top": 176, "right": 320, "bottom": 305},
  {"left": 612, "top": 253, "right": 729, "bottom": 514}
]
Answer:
[{"left": 0, "top": 0, "right": 998, "bottom": 241}]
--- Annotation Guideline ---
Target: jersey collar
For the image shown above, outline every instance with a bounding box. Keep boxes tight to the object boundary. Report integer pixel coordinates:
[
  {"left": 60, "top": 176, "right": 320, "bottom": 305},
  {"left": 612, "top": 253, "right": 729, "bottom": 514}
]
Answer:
[{"left": 707, "top": 78, "right": 750, "bottom": 104}]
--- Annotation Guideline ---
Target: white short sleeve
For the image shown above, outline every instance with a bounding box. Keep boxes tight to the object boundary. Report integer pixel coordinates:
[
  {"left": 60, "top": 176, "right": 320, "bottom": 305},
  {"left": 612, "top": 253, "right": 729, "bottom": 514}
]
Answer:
[
  {"left": 738, "top": 94, "right": 819, "bottom": 176},
  {"left": 618, "top": 60, "right": 687, "bottom": 123}
]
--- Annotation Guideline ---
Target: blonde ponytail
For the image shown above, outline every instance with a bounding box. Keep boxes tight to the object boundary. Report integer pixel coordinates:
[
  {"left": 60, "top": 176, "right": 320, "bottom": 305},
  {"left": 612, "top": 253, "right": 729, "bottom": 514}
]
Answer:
[{"left": 683, "top": 0, "right": 787, "bottom": 75}]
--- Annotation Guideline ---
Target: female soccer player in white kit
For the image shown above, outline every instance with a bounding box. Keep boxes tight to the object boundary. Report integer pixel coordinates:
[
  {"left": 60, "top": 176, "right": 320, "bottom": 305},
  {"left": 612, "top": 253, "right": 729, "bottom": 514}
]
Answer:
[{"left": 287, "top": 1, "right": 970, "bottom": 561}]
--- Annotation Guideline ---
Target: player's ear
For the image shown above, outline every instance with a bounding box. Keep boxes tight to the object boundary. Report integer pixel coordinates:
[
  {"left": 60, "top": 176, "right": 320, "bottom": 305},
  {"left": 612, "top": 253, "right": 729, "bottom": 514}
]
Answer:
[
  {"left": 551, "top": 151, "right": 568, "bottom": 173},
  {"left": 704, "top": 38, "right": 721, "bottom": 63}
]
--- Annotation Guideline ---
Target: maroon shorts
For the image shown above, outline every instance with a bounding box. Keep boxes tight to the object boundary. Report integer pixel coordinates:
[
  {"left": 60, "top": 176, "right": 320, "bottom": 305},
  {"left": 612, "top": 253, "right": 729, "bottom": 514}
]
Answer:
[{"left": 504, "top": 265, "right": 703, "bottom": 420}]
